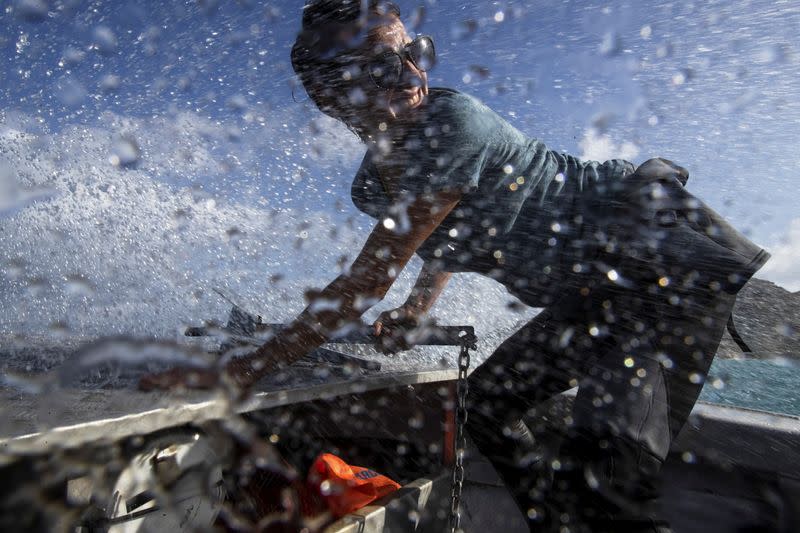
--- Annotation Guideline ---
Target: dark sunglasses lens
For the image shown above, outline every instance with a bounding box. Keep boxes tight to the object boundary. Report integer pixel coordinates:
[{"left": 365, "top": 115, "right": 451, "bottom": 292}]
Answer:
[
  {"left": 369, "top": 54, "right": 402, "bottom": 88},
  {"left": 410, "top": 37, "right": 435, "bottom": 71}
]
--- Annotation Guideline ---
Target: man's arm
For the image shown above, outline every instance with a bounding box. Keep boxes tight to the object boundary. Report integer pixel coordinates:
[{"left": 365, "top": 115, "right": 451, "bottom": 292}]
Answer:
[
  {"left": 372, "top": 261, "right": 451, "bottom": 336},
  {"left": 370, "top": 260, "right": 452, "bottom": 353},
  {"left": 404, "top": 261, "right": 452, "bottom": 315},
  {"left": 222, "top": 191, "right": 462, "bottom": 387},
  {"left": 140, "top": 186, "right": 462, "bottom": 392}
]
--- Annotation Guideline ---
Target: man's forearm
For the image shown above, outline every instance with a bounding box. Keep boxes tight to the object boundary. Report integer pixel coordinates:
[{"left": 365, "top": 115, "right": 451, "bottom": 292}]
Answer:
[
  {"left": 227, "top": 318, "right": 325, "bottom": 386},
  {"left": 229, "top": 269, "right": 390, "bottom": 385},
  {"left": 404, "top": 261, "right": 452, "bottom": 314},
  {"left": 230, "top": 263, "right": 447, "bottom": 385}
]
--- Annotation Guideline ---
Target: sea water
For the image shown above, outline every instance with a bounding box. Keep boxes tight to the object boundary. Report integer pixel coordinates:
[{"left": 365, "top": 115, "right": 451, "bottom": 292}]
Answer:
[{"left": 702, "top": 357, "right": 800, "bottom": 417}]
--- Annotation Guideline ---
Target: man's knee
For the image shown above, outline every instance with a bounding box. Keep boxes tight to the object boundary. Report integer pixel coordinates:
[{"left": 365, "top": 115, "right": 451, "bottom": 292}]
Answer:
[{"left": 557, "top": 432, "right": 664, "bottom": 507}]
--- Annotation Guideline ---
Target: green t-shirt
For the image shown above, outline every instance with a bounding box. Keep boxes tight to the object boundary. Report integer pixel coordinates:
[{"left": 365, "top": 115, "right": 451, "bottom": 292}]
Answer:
[{"left": 351, "top": 88, "right": 636, "bottom": 306}]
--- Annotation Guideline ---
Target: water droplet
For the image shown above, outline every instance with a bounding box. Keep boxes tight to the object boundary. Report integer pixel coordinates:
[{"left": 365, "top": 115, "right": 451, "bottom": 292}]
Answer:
[
  {"left": 500, "top": 300, "right": 524, "bottom": 315},
  {"left": 99, "top": 74, "right": 121, "bottom": 92},
  {"left": 4, "top": 257, "right": 26, "bottom": 279},
  {"left": 226, "top": 125, "right": 242, "bottom": 142},
  {"left": 92, "top": 26, "right": 118, "bottom": 55},
  {"left": 775, "top": 323, "right": 795, "bottom": 338},
  {"left": 62, "top": 46, "right": 86, "bottom": 65},
  {"left": 65, "top": 274, "right": 94, "bottom": 296},
  {"left": 451, "top": 19, "right": 478, "bottom": 41},
  {"left": 348, "top": 87, "right": 367, "bottom": 105},
  {"left": 15, "top": 33, "right": 30, "bottom": 56},
  {"left": 584, "top": 466, "right": 600, "bottom": 489},
  {"left": 177, "top": 75, "right": 192, "bottom": 91},
  {"left": 470, "top": 65, "right": 491, "bottom": 79},
  {"left": 599, "top": 32, "right": 622, "bottom": 56},
  {"left": 319, "top": 480, "right": 332, "bottom": 495},
  {"left": 109, "top": 136, "right": 140, "bottom": 168},
  {"left": 408, "top": 413, "right": 424, "bottom": 429},
  {"left": 754, "top": 44, "right": 787, "bottom": 64},
  {"left": 15, "top": 0, "right": 48, "bottom": 23},
  {"left": 227, "top": 94, "right": 247, "bottom": 111},
  {"left": 49, "top": 321, "right": 70, "bottom": 337},
  {"left": 58, "top": 338, "right": 211, "bottom": 389},
  {"left": 0, "top": 371, "right": 44, "bottom": 394},
  {"left": 25, "top": 276, "right": 49, "bottom": 297},
  {"left": 409, "top": 6, "right": 426, "bottom": 30},
  {"left": 56, "top": 75, "right": 87, "bottom": 106}
]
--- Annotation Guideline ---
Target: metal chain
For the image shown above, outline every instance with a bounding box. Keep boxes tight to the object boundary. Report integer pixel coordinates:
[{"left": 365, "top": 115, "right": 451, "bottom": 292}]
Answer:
[{"left": 449, "top": 331, "right": 475, "bottom": 533}]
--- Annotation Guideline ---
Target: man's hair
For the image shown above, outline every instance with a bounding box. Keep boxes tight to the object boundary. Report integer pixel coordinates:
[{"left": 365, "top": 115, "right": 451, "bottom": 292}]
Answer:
[{"left": 291, "top": 0, "right": 401, "bottom": 128}]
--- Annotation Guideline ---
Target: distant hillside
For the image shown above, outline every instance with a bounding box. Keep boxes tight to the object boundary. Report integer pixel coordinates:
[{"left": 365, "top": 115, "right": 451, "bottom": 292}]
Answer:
[{"left": 717, "top": 278, "right": 800, "bottom": 360}]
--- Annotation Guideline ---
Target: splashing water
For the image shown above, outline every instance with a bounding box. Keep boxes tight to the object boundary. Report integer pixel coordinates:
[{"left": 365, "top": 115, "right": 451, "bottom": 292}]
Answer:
[{"left": 0, "top": 111, "right": 531, "bottom": 378}]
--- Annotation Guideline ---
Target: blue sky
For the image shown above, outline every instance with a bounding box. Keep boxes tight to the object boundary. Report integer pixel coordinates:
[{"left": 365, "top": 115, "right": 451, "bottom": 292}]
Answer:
[
  {"left": 1, "top": 0, "right": 799, "bottom": 340},
  {"left": 3, "top": 1, "right": 798, "bottom": 226}
]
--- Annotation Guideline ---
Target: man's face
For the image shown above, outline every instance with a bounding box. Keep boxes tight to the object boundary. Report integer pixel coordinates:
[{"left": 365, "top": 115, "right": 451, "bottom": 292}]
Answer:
[{"left": 358, "top": 16, "right": 429, "bottom": 121}]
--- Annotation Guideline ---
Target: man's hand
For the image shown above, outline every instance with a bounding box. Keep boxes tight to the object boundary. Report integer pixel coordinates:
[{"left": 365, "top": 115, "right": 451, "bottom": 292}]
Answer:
[
  {"left": 373, "top": 305, "right": 429, "bottom": 354},
  {"left": 371, "top": 259, "right": 452, "bottom": 355}
]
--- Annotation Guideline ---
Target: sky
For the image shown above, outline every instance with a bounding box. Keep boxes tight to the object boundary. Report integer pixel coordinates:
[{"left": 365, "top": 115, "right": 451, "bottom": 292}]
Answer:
[{"left": 1, "top": 0, "right": 799, "bottom": 344}]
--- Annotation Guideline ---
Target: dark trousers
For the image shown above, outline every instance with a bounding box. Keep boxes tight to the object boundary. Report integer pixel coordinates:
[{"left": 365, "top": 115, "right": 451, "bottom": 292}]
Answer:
[
  {"left": 467, "top": 285, "right": 735, "bottom": 532},
  {"left": 466, "top": 159, "right": 767, "bottom": 532}
]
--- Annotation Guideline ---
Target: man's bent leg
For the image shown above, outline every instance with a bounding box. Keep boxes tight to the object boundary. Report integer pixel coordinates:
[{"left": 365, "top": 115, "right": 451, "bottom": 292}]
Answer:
[
  {"left": 466, "top": 300, "right": 606, "bottom": 529},
  {"left": 549, "top": 283, "right": 737, "bottom": 532}
]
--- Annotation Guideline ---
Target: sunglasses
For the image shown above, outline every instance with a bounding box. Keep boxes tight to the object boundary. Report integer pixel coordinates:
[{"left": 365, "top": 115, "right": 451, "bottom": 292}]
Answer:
[{"left": 367, "top": 35, "right": 436, "bottom": 90}]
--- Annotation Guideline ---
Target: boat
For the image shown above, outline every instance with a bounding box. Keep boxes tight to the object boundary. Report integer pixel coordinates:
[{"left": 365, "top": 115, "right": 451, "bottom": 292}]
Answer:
[{"left": 0, "top": 300, "right": 797, "bottom": 532}]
